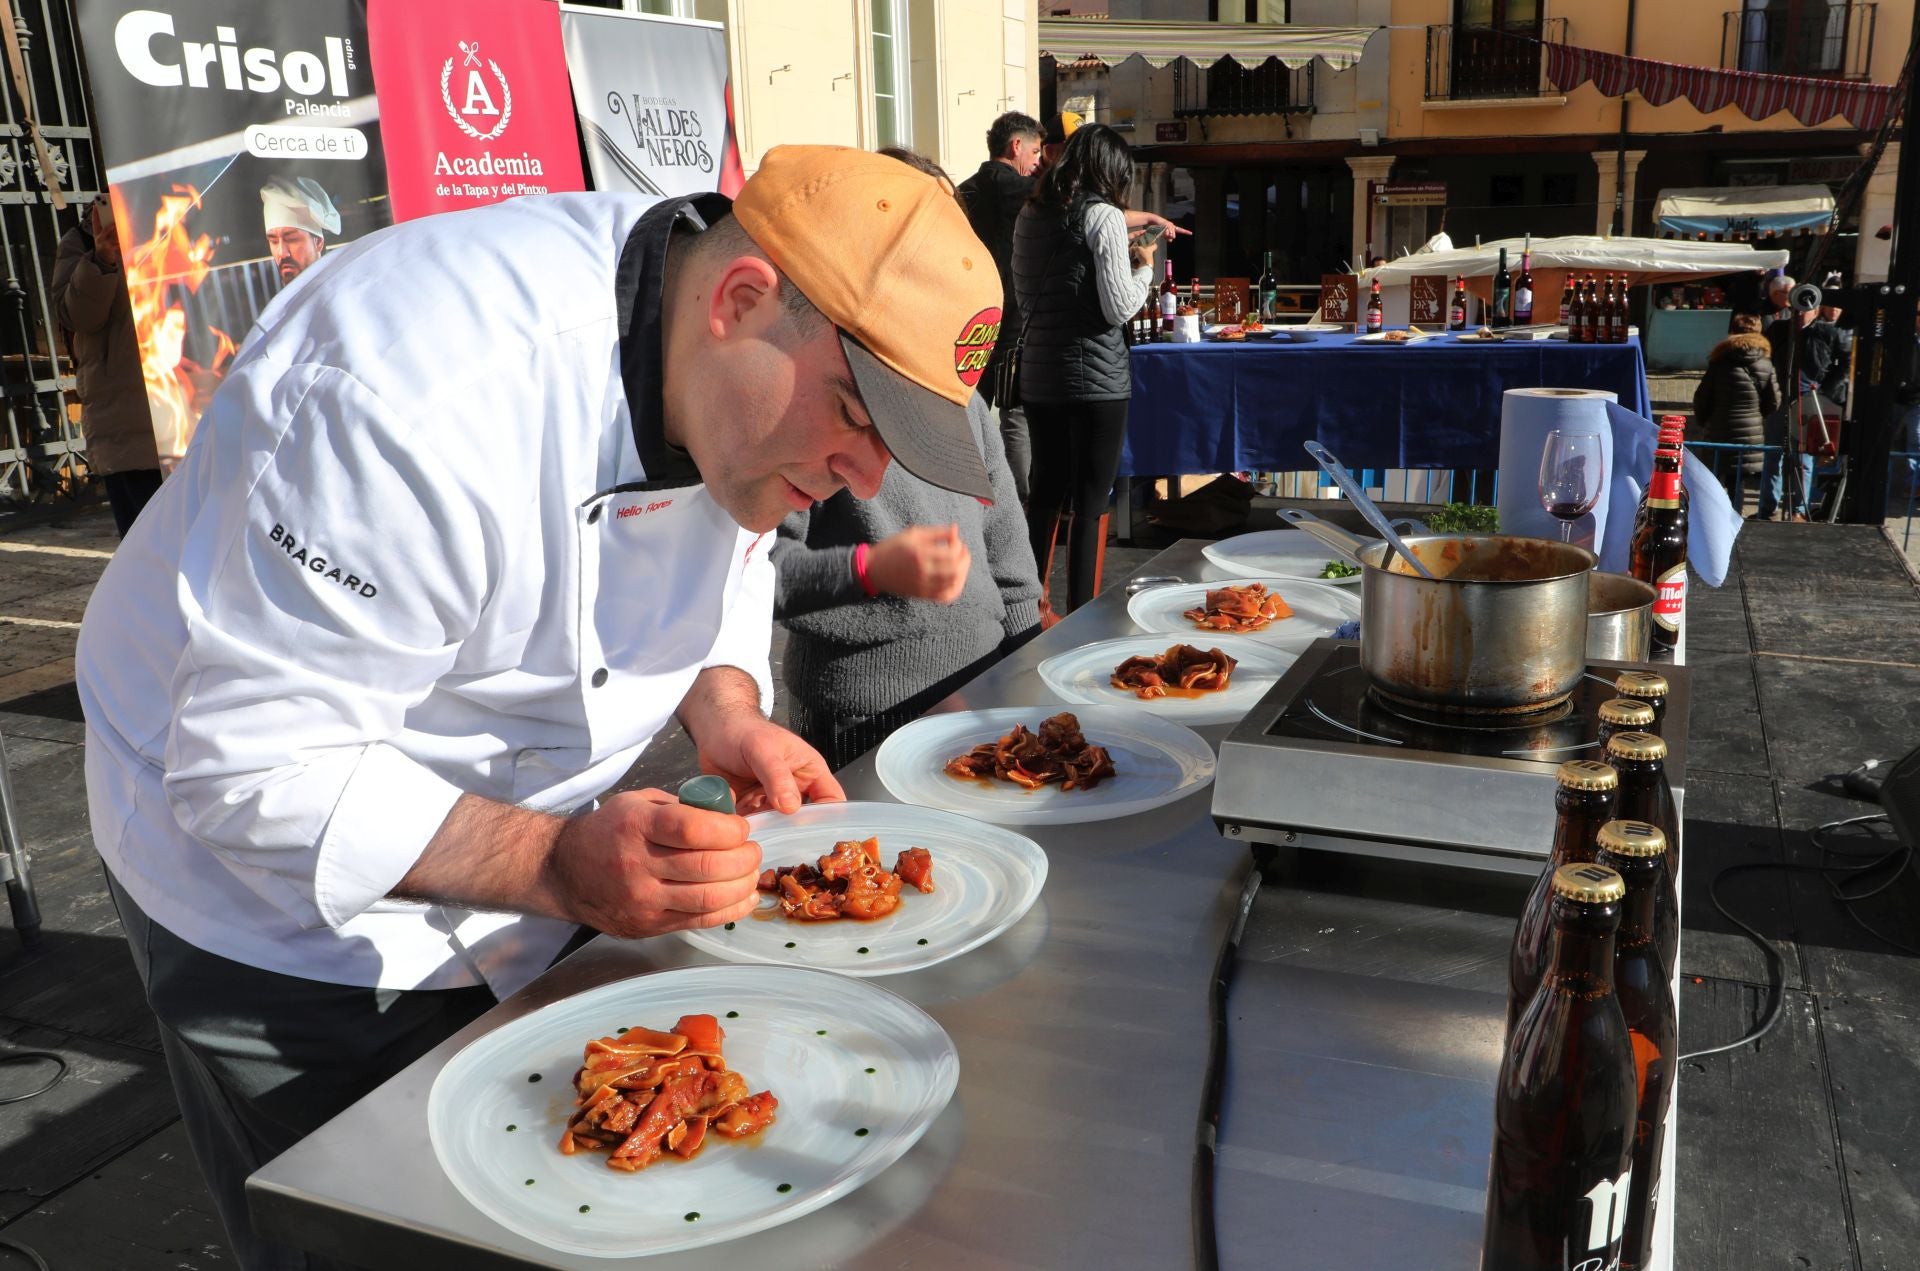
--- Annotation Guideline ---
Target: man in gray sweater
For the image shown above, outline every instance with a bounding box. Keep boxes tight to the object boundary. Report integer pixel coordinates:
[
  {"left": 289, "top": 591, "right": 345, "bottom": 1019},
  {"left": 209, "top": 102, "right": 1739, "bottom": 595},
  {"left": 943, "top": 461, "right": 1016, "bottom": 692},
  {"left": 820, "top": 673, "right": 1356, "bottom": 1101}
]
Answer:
[{"left": 773, "top": 394, "right": 1042, "bottom": 769}]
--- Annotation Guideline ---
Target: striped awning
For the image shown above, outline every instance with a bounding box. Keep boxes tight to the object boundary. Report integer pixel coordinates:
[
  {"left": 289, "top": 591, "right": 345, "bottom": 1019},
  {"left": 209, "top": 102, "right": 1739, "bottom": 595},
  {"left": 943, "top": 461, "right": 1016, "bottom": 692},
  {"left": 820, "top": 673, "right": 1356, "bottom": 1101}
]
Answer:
[
  {"left": 1544, "top": 42, "right": 1899, "bottom": 131},
  {"left": 1037, "top": 19, "right": 1377, "bottom": 71}
]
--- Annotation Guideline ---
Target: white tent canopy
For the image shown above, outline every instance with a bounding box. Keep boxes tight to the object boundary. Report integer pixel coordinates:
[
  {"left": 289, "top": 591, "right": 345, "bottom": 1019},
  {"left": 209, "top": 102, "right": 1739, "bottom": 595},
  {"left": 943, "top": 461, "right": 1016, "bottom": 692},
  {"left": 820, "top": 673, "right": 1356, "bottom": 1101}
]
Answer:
[
  {"left": 1037, "top": 19, "right": 1376, "bottom": 71},
  {"left": 1652, "top": 185, "right": 1837, "bottom": 238},
  {"left": 1367, "top": 235, "right": 1790, "bottom": 286}
]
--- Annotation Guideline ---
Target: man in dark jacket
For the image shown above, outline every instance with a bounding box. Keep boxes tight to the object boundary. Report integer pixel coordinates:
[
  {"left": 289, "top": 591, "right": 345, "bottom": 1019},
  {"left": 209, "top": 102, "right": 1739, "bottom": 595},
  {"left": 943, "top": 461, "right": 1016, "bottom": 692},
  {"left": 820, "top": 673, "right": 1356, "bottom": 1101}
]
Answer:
[
  {"left": 1693, "top": 314, "right": 1781, "bottom": 512},
  {"left": 958, "top": 111, "right": 1042, "bottom": 499}
]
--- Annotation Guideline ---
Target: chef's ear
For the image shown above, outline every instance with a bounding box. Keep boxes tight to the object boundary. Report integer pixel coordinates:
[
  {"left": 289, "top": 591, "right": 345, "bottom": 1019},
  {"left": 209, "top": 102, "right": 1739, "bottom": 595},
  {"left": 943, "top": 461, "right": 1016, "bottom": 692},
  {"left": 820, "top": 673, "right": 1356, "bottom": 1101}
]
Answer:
[{"left": 706, "top": 254, "right": 783, "bottom": 343}]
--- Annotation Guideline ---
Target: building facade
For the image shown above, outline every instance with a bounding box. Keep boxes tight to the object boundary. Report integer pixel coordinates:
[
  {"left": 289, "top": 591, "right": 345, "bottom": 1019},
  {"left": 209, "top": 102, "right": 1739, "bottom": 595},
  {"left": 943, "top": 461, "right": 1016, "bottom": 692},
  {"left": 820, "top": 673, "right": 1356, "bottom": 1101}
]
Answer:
[
  {"left": 581, "top": 0, "right": 1042, "bottom": 179},
  {"left": 1054, "top": 0, "right": 1908, "bottom": 287}
]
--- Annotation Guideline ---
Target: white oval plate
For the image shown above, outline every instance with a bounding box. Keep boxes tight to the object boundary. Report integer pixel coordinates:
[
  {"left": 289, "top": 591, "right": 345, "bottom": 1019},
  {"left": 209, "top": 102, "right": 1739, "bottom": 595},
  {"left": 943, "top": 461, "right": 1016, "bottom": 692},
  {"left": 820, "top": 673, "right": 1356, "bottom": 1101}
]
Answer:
[
  {"left": 427, "top": 965, "right": 958, "bottom": 1259},
  {"left": 1202, "top": 529, "right": 1363, "bottom": 585},
  {"left": 874, "top": 706, "right": 1214, "bottom": 826},
  {"left": 1037, "top": 637, "right": 1298, "bottom": 726},
  {"left": 1353, "top": 331, "right": 1438, "bottom": 345},
  {"left": 679, "top": 802, "right": 1045, "bottom": 977},
  {"left": 1126, "top": 577, "right": 1359, "bottom": 651}
]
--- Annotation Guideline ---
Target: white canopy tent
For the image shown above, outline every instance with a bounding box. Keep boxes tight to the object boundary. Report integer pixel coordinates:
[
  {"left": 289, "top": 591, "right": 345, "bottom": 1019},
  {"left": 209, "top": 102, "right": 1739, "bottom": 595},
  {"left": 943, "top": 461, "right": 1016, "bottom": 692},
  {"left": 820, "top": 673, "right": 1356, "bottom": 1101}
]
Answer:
[
  {"left": 1652, "top": 185, "right": 1837, "bottom": 240},
  {"left": 1359, "top": 236, "right": 1789, "bottom": 328}
]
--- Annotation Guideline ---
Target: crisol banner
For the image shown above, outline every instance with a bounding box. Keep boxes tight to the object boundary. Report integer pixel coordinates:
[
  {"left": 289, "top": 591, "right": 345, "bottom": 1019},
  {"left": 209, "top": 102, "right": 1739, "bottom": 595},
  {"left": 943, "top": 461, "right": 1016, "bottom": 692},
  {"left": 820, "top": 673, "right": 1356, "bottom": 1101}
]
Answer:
[
  {"left": 368, "top": 0, "right": 585, "bottom": 220},
  {"left": 559, "top": 7, "right": 742, "bottom": 199},
  {"left": 73, "top": 0, "right": 388, "bottom": 461}
]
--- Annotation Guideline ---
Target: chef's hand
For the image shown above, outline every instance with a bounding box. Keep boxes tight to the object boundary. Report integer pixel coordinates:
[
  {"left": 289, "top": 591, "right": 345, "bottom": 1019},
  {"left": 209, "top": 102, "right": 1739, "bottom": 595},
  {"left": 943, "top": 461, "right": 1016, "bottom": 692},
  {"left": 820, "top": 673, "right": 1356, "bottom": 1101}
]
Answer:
[
  {"left": 868, "top": 524, "right": 971, "bottom": 603},
  {"left": 1124, "top": 210, "right": 1186, "bottom": 240},
  {"left": 694, "top": 712, "right": 844, "bottom": 816},
  {"left": 547, "top": 790, "right": 763, "bottom": 937}
]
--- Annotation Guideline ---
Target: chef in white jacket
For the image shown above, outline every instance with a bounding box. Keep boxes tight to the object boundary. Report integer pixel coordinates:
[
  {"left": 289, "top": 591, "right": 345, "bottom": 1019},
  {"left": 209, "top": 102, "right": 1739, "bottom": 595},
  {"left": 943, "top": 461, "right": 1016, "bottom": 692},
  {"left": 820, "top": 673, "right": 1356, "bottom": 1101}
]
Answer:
[{"left": 75, "top": 146, "right": 1005, "bottom": 1270}]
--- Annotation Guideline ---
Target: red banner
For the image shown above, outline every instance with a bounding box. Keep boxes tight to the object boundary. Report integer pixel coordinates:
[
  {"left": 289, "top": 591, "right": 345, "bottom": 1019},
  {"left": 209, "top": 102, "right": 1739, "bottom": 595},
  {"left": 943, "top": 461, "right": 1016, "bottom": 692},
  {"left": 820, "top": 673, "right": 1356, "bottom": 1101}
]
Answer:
[{"left": 369, "top": 0, "right": 585, "bottom": 221}]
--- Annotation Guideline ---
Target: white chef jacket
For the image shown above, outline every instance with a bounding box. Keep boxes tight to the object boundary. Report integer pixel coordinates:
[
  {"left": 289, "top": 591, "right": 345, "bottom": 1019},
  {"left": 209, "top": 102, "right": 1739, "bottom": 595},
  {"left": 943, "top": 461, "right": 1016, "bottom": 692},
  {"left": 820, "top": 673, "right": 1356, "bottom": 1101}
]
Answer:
[{"left": 77, "top": 192, "right": 775, "bottom": 998}]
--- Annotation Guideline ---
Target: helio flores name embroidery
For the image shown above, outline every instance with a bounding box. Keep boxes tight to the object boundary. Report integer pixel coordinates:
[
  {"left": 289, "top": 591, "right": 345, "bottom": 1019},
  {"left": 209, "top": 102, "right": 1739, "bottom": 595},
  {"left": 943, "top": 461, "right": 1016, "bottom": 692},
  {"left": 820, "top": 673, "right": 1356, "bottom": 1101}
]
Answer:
[{"left": 267, "top": 523, "right": 378, "bottom": 597}]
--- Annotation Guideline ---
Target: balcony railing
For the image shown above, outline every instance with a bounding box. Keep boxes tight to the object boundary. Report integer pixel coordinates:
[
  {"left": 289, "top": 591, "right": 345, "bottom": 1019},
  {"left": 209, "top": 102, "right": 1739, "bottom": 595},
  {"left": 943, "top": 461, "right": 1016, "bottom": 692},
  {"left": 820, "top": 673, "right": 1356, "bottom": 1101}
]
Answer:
[
  {"left": 1424, "top": 17, "right": 1569, "bottom": 102},
  {"left": 1173, "top": 57, "right": 1315, "bottom": 117},
  {"left": 1721, "top": 3, "right": 1875, "bottom": 80}
]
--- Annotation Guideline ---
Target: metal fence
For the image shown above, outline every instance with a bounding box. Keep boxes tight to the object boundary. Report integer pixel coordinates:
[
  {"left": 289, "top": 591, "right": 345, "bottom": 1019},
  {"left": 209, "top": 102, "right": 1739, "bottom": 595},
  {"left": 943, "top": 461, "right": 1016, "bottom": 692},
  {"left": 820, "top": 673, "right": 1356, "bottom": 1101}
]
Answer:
[
  {"left": 1720, "top": 2, "right": 1876, "bottom": 80},
  {"left": 0, "top": 0, "right": 104, "bottom": 505},
  {"left": 1423, "top": 17, "right": 1570, "bottom": 102}
]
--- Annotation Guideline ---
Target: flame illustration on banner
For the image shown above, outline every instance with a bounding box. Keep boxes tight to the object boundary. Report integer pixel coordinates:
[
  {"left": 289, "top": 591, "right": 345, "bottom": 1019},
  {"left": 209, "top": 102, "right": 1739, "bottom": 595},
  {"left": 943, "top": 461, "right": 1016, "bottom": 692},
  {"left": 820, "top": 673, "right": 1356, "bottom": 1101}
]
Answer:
[{"left": 112, "top": 183, "right": 236, "bottom": 459}]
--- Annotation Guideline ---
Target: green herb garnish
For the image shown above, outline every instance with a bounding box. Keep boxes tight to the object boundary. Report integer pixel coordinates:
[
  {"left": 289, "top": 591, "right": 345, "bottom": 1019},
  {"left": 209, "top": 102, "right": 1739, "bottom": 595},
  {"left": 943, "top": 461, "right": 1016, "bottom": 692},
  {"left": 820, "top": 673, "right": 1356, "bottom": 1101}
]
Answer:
[{"left": 1318, "top": 559, "right": 1360, "bottom": 579}]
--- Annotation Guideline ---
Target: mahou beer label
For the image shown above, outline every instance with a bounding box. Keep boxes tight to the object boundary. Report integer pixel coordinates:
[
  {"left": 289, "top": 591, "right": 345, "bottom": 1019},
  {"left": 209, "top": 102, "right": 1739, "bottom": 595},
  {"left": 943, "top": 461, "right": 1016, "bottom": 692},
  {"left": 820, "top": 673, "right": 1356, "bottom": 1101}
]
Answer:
[
  {"left": 1653, "top": 563, "right": 1686, "bottom": 633},
  {"left": 1576, "top": 1168, "right": 1633, "bottom": 1270},
  {"left": 953, "top": 308, "right": 1001, "bottom": 387}
]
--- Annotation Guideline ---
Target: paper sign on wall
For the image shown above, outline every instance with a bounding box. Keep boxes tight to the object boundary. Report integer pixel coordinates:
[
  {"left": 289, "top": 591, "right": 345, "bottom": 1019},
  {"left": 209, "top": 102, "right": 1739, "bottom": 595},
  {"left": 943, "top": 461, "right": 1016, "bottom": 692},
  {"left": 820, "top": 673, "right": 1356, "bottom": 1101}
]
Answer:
[{"left": 1320, "top": 275, "right": 1358, "bottom": 329}]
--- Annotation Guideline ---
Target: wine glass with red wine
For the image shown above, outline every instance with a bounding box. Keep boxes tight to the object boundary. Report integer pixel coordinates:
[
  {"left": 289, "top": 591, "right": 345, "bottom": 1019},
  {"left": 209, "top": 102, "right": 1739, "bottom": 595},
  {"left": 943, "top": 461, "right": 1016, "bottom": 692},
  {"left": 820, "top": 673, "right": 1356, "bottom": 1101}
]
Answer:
[{"left": 1538, "top": 429, "right": 1603, "bottom": 543}]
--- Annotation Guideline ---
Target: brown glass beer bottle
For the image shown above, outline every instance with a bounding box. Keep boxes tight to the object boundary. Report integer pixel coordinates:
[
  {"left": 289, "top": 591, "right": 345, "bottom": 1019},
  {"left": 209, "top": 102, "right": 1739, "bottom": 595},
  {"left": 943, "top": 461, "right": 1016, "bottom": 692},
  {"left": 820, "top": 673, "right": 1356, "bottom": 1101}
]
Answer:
[
  {"left": 1611, "top": 671, "right": 1669, "bottom": 733},
  {"left": 1483, "top": 863, "right": 1638, "bottom": 1271},
  {"left": 1597, "top": 698, "right": 1657, "bottom": 753},
  {"left": 1508, "top": 760, "right": 1618, "bottom": 1035},
  {"left": 1607, "top": 731, "right": 1680, "bottom": 881},
  {"left": 1594, "top": 822, "right": 1679, "bottom": 1271}
]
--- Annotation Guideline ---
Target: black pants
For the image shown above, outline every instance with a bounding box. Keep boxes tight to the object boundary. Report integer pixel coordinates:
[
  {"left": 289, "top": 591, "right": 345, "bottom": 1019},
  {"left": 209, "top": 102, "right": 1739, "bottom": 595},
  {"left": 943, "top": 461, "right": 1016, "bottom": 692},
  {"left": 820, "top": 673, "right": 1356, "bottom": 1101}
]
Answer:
[
  {"left": 1024, "top": 397, "right": 1129, "bottom": 613},
  {"left": 103, "top": 467, "right": 163, "bottom": 536}
]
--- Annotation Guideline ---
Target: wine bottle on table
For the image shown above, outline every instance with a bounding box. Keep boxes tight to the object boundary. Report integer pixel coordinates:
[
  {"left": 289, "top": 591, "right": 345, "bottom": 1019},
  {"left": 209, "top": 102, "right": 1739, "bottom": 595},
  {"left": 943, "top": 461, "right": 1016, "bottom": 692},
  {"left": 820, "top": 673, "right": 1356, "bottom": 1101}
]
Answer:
[
  {"left": 1257, "top": 250, "right": 1277, "bottom": 322},
  {"left": 1159, "top": 259, "right": 1177, "bottom": 338},
  {"left": 1492, "top": 247, "right": 1512, "bottom": 328},
  {"left": 1513, "top": 237, "right": 1535, "bottom": 325}
]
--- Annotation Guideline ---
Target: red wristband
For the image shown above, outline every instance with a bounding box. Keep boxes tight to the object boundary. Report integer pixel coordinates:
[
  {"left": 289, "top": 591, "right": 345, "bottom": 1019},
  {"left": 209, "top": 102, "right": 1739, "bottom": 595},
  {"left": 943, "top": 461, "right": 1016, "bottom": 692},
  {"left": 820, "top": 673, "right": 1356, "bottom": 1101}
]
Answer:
[{"left": 853, "top": 542, "right": 878, "bottom": 597}]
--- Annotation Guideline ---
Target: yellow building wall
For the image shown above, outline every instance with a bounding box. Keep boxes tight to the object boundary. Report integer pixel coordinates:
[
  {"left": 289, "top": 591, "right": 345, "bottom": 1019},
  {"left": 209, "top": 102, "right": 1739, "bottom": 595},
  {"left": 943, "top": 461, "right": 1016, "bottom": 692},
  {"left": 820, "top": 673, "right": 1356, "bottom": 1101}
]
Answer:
[
  {"left": 719, "top": 0, "right": 1039, "bottom": 177},
  {"left": 1387, "top": 0, "right": 1911, "bottom": 140}
]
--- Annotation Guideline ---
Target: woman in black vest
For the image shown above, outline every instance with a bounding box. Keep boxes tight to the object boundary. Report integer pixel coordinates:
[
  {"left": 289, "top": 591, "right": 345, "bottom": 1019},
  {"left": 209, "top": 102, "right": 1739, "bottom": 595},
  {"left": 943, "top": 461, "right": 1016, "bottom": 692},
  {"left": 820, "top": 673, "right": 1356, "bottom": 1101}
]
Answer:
[{"left": 1012, "top": 124, "right": 1153, "bottom": 614}]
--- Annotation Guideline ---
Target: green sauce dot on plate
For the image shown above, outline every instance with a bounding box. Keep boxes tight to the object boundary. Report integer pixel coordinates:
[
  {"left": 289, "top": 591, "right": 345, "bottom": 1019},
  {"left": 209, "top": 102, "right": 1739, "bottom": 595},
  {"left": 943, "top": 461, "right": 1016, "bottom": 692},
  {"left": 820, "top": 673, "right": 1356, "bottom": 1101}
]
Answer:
[
  {"left": 856, "top": 947, "right": 869, "bottom": 955},
  {"left": 777, "top": 1182, "right": 793, "bottom": 1194},
  {"left": 726, "top": 1010, "right": 739, "bottom": 1019},
  {"left": 784, "top": 941, "right": 796, "bottom": 949},
  {"left": 725, "top": 922, "right": 736, "bottom": 930},
  {"left": 864, "top": 1067, "right": 875, "bottom": 1074},
  {"left": 855, "top": 1127, "right": 870, "bottom": 1137},
  {"left": 527, "top": 1073, "right": 542, "bottom": 1083},
  {"left": 524, "top": 1179, "right": 535, "bottom": 1187},
  {"left": 816, "top": 1029, "right": 827, "bottom": 1036},
  {"left": 917, "top": 938, "right": 929, "bottom": 946},
  {"left": 684, "top": 1211, "right": 701, "bottom": 1223},
  {"left": 579, "top": 1204, "right": 591, "bottom": 1214},
  {"left": 505, "top": 1124, "right": 517, "bottom": 1132}
]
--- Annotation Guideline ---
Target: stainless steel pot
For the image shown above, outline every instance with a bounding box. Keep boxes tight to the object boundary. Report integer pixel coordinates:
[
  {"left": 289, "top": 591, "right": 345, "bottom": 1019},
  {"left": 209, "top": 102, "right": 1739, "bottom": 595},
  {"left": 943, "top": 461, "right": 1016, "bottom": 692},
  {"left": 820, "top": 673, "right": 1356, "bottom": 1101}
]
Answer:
[
  {"left": 1587, "top": 572, "right": 1656, "bottom": 663},
  {"left": 1280, "top": 509, "right": 1595, "bottom": 713}
]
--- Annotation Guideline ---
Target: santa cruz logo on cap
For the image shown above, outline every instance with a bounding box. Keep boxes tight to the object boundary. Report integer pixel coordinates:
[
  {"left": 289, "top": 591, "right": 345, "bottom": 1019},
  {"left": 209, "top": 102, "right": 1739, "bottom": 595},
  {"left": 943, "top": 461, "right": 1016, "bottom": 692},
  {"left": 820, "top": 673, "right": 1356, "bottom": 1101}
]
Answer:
[{"left": 953, "top": 308, "right": 1002, "bottom": 387}]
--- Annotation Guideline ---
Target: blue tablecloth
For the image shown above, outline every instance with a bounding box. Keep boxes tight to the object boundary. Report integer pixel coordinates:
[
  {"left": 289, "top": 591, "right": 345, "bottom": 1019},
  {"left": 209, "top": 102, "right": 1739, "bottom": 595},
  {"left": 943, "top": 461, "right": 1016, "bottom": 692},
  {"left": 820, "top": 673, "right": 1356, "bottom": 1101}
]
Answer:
[{"left": 1123, "top": 332, "right": 1652, "bottom": 477}]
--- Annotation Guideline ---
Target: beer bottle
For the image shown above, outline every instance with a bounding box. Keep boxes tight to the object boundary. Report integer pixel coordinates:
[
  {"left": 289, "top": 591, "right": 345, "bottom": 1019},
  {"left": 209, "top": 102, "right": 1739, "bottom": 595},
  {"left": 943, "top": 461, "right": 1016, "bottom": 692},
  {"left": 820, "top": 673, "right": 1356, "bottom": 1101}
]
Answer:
[
  {"left": 1597, "top": 819, "right": 1678, "bottom": 991},
  {"left": 1508, "top": 760, "right": 1618, "bottom": 1035},
  {"left": 1560, "top": 274, "right": 1577, "bottom": 335},
  {"left": 1513, "top": 241, "right": 1535, "bottom": 325},
  {"left": 1159, "top": 259, "right": 1178, "bottom": 338},
  {"left": 1257, "top": 250, "right": 1278, "bottom": 322},
  {"left": 1188, "top": 275, "right": 1201, "bottom": 313},
  {"left": 1366, "top": 277, "right": 1385, "bottom": 334},
  {"left": 1629, "top": 431, "right": 1689, "bottom": 662},
  {"left": 1451, "top": 275, "right": 1469, "bottom": 331},
  {"left": 1492, "top": 247, "right": 1512, "bottom": 328},
  {"left": 1612, "top": 671, "right": 1669, "bottom": 732},
  {"left": 1606, "top": 731, "right": 1679, "bottom": 881},
  {"left": 1593, "top": 821, "right": 1679, "bottom": 1271},
  {"left": 1597, "top": 698, "right": 1657, "bottom": 752},
  {"left": 1483, "top": 863, "right": 1638, "bottom": 1271}
]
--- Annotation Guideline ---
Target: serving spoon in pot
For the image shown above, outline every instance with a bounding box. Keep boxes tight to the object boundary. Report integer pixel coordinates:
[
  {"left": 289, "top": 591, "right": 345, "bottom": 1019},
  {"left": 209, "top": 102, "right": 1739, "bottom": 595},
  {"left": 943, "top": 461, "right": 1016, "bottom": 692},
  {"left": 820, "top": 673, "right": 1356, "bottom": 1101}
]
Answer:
[{"left": 1302, "top": 441, "right": 1437, "bottom": 579}]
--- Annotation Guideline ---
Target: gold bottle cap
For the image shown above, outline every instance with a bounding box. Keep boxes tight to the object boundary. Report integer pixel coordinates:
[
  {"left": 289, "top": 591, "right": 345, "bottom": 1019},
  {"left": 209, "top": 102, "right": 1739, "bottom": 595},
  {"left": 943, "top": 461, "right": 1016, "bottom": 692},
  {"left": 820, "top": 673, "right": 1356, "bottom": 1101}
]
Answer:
[
  {"left": 1615, "top": 670, "right": 1670, "bottom": 699},
  {"left": 1605, "top": 730, "right": 1668, "bottom": 762},
  {"left": 1552, "top": 862, "right": 1626, "bottom": 904},
  {"left": 1556, "top": 759, "right": 1619, "bottom": 791},
  {"left": 1598, "top": 698, "right": 1656, "bottom": 728},
  {"left": 1596, "top": 819, "right": 1667, "bottom": 858}
]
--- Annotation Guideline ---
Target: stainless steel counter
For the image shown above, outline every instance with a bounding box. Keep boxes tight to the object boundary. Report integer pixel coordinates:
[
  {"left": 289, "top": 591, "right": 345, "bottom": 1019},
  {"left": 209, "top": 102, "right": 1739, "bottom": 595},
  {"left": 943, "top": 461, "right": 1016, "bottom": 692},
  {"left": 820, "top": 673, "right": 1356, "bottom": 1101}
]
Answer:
[{"left": 248, "top": 541, "right": 1677, "bottom": 1270}]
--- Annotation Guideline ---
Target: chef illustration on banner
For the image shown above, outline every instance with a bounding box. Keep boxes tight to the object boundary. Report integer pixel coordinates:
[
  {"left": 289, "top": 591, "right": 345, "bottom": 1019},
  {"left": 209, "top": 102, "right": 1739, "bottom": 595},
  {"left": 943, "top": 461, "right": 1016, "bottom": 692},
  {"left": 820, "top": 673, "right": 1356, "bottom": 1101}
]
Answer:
[
  {"left": 368, "top": 0, "right": 585, "bottom": 220},
  {"left": 560, "top": 5, "right": 743, "bottom": 199}
]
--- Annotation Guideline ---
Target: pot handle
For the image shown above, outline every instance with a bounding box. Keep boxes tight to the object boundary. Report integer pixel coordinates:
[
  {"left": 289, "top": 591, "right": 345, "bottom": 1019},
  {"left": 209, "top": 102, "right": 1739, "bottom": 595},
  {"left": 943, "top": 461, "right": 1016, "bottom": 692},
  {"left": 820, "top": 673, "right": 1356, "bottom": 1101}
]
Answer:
[{"left": 1278, "top": 507, "right": 1374, "bottom": 562}]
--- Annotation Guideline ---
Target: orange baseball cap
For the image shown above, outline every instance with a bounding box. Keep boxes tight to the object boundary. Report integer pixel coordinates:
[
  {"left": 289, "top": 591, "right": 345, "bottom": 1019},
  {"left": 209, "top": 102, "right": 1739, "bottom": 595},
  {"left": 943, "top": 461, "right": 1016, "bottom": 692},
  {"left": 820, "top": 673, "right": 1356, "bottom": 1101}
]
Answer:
[{"left": 733, "top": 145, "right": 1003, "bottom": 500}]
